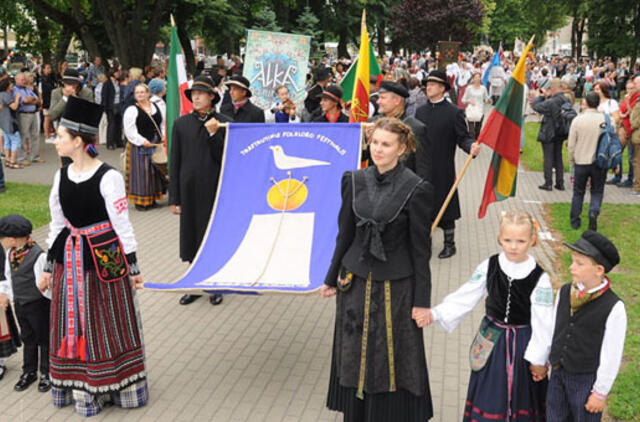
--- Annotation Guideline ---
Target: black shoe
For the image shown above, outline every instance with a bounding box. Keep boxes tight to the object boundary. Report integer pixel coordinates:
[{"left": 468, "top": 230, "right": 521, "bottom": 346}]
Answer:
[
  {"left": 0, "top": 365, "right": 6, "bottom": 380},
  {"left": 209, "top": 293, "right": 223, "bottom": 305},
  {"left": 571, "top": 219, "right": 581, "bottom": 230},
  {"left": 37, "top": 374, "right": 51, "bottom": 393},
  {"left": 179, "top": 294, "right": 202, "bottom": 305},
  {"left": 606, "top": 177, "right": 621, "bottom": 185},
  {"left": 554, "top": 184, "right": 565, "bottom": 191},
  {"left": 0, "top": 185, "right": 5, "bottom": 194},
  {"left": 14, "top": 372, "right": 37, "bottom": 392},
  {"left": 538, "top": 184, "right": 553, "bottom": 191},
  {"left": 617, "top": 179, "right": 633, "bottom": 188},
  {"left": 588, "top": 213, "right": 598, "bottom": 231}
]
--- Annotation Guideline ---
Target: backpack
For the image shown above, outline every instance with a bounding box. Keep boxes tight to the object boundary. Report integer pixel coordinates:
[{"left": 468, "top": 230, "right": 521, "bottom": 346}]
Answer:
[
  {"left": 596, "top": 113, "right": 623, "bottom": 169},
  {"left": 556, "top": 98, "right": 577, "bottom": 139}
]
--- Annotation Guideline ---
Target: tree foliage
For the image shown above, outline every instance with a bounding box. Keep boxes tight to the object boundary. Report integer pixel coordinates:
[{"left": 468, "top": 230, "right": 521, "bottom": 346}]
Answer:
[
  {"left": 586, "top": 0, "right": 640, "bottom": 63},
  {"left": 295, "top": 6, "right": 322, "bottom": 57},
  {"left": 391, "top": 0, "right": 485, "bottom": 52}
]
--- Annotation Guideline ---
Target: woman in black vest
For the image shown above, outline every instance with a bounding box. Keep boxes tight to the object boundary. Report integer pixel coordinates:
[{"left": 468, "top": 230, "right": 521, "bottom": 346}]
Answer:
[
  {"left": 321, "top": 117, "right": 434, "bottom": 421},
  {"left": 123, "top": 83, "right": 165, "bottom": 210},
  {"left": 39, "top": 96, "right": 148, "bottom": 417}
]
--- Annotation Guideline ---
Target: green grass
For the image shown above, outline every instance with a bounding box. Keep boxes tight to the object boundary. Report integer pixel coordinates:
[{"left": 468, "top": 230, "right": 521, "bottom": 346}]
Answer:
[
  {"left": 547, "top": 203, "right": 640, "bottom": 421},
  {"left": 0, "top": 182, "right": 51, "bottom": 229},
  {"left": 522, "top": 122, "right": 631, "bottom": 178}
]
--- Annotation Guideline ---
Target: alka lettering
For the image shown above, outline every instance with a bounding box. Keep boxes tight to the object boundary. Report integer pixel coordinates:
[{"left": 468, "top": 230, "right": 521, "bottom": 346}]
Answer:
[{"left": 251, "top": 62, "right": 300, "bottom": 94}]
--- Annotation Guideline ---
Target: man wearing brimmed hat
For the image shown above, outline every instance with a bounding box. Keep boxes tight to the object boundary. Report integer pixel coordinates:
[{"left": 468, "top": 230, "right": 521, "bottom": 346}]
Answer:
[
  {"left": 49, "top": 69, "right": 93, "bottom": 123},
  {"left": 369, "top": 81, "right": 432, "bottom": 183},
  {"left": 304, "top": 68, "right": 333, "bottom": 120},
  {"left": 169, "top": 75, "right": 232, "bottom": 306},
  {"left": 535, "top": 230, "right": 627, "bottom": 421},
  {"left": 220, "top": 75, "right": 265, "bottom": 123},
  {"left": 415, "top": 70, "right": 481, "bottom": 259},
  {"left": 312, "top": 85, "right": 349, "bottom": 123}
]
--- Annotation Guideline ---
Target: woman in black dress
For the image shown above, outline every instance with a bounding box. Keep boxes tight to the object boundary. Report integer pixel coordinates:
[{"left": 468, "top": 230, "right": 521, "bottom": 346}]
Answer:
[{"left": 321, "top": 117, "right": 435, "bottom": 421}]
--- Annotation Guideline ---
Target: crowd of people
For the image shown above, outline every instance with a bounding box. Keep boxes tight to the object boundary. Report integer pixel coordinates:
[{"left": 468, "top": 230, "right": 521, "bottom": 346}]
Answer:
[{"left": 0, "top": 46, "right": 636, "bottom": 421}]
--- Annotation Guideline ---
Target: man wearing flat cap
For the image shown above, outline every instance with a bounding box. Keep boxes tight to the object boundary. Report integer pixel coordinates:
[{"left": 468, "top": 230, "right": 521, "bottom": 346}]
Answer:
[
  {"left": 415, "top": 70, "right": 481, "bottom": 259},
  {"left": 369, "top": 81, "right": 432, "bottom": 183},
  {"left": 312, "top": 85, "right": 349, "bottom": 123},
  {"left": 304, "top": 68, "right": 333, "bottom": 120},
  {"left": 169, "top": 75, "right": 233, "bottom": 306},
  {"left": 537, "top": 230, "right": 627, "bottom": 421},
  {"left": 219, "top": 75, "right": 265, "bottom": 123},
  {"left": 49, "top": 69, "right": 94, "bottom": 123}
]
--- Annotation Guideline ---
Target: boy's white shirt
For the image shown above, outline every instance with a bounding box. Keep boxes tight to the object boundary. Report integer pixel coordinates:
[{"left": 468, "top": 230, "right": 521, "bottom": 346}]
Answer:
[
  {"left": 0, "top": 248, "right": 51, "bottom": 302},
  {"left": 543, "top": 279, "right": 627, "bottom": 397},
  {"left": 431, "top": 252, "right": 555, "bottom": 366}
]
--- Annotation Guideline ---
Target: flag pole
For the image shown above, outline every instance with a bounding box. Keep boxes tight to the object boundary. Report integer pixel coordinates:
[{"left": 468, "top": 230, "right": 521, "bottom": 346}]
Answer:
[
  {"left": 170, "top": 14, "right": 175, "bottom": 27},
  {"left": 431, "top": 154, "right": 474, "bottom": 236}
]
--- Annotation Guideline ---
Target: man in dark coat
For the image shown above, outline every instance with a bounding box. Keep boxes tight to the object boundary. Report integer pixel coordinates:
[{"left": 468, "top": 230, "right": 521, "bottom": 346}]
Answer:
[
  {"left": 304, "top": 68, "right": 332, "bottom": 121},
  {"left": 531, "top": 78, "right": 568, "bottom": 191},
  {"left": 312, "top": 85, "right": 349, "bottom": 123},
  {"left": 169, "top": 75, "right": 233, "bottom": 306},
  {"left": 415, "top": 70, "right": 481, "bottom": 259},
  {"left": 370, "top": 81, "right": 432, "bottom": 183},
  {"left": 219, "top": 76, "right": 264, "bottom": 123}
]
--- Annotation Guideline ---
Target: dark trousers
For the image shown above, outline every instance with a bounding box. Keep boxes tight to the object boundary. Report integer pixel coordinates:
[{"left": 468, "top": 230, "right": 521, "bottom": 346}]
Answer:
[
  {"left": 570, "top": 164, "right": 606, "bottom": 226},
  {"left": 542, "top": 141, "right": 565, "bottom": 187},
  {"left": 468, "top": 120, "right": 483, "bottom": 140},
  {"left": 547, "top": 368, "right": 602, "bottom": 422},
  {"left": 106, "top": 109, "right": 122, "bottom": 148},
  {"left": 14, "top": 297, "right": 50, "bottom": 375},
  {"left": 0, "top": 158, "right": 4, "bottom": 188}
]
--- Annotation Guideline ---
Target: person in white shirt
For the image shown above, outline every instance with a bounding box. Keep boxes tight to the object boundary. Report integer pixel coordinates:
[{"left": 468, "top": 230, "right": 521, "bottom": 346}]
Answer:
[
  {"left": 544, "top": 231, "right": 626, "bottom": 421},
  {"left": 594, "top": 81, "right": 620, "bottom": 122},
  {"left": 424, "top": 211, "right": 553, "bottom": 421}
]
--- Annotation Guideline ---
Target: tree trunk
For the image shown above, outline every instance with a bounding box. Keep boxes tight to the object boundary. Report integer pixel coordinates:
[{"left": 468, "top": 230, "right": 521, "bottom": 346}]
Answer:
[
  {"left": 576, "top": 19, "right": 584, "bottom": 58},
  {"left": 377, "top": 22, "right": 386, "bottom": 57},
  {"left": 337, "top": 26, "right": 349, "bottom": 58},
  {"left": 55, "top": 28, "right": 73, "bottom": 66},
  {"left": 571, "top": 14, "right": 577, "bottom": 58},
  {"left": 3, "top": 26, "right": 8, "bottom": 59}
]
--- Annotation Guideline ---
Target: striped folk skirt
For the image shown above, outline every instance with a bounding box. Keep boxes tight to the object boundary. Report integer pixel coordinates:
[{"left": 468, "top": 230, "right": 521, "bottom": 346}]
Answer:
[
  {"left": 464, "top": 317, "right": 547, "bottom": 421},
  {"left": 49, "top": 263, "right": 147, "bottom": 394},
  {"left": 125, "top": 142, "right": 165, "bottom": 206}
]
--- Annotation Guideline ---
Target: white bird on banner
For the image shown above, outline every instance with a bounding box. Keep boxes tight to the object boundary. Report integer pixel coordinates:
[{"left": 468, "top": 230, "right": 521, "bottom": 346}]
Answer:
[{"left": 269, "top": 145, "right": 331, "bottom": 170}]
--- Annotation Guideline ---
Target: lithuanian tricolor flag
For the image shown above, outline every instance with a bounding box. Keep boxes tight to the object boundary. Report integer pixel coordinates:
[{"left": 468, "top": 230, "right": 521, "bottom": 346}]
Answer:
[
  {"left": 349, "top": 11, "right": 372, "bottom": 123},
  {"left": 477, "top": 37, "right": 534, "bottom": 218}
]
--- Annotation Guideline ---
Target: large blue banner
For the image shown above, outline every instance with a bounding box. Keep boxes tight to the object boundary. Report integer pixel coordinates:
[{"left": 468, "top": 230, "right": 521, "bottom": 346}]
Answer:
[{"left": 145, "top": 123, "right": 362, "bottom": 293}]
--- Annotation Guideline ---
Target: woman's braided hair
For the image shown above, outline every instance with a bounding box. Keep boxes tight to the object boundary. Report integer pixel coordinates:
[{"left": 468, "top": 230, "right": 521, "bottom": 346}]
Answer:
[{"left": 371, "top": 116, "right": 416, "bottom": 158}]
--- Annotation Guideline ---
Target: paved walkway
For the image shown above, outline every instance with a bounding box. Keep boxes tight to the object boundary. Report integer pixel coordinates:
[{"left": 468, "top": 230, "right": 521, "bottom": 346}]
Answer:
[{"left": 1, "top": 139, "right": 637, "bottom": 421}]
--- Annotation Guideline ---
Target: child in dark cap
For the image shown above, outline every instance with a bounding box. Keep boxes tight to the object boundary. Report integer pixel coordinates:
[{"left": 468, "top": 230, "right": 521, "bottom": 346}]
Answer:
[
  {"left": 537, "top": 230, "right": 626, "bottom": 421},
  {"left": 0, "top": 214, "right": 51, "bottom": 393}
]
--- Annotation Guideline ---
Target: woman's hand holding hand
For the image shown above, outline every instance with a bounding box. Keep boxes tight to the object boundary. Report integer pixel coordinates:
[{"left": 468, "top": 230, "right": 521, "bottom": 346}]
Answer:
[
  {"left": 130, "top": 274, "right": 144, "bottom": 290},
  {"left": 320, "top": 284, "right": 337, "bottom": 299},
  {"left": 412, "top": 307, "right": 433, "bottom": 328},
  {"left": 38, "top": 272, "right": 51, "bottom": 292}
]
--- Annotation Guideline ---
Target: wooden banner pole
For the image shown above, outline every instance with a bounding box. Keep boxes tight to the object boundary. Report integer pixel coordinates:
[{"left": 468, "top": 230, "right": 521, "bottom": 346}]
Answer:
[{"left": 430, "top": 154, "right": 474, "bottom": 236}]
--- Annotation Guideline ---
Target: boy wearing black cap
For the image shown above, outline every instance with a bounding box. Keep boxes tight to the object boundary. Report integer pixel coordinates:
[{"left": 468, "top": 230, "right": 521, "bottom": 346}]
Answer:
[
  {"left": 540, "top": 230, "right": 626, "bottom": 421},
  {"left": 0, "top": 214, "right": 51, "bottom": 393}
]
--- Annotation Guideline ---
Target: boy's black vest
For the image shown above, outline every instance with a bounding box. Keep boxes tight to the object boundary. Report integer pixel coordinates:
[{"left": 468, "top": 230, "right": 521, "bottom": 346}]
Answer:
[
  {"left": 10, "top": 244, "right": 45, "bottom": 305},
  {"left": 549, "top": 283, "right": 620, "bottom": 373}
]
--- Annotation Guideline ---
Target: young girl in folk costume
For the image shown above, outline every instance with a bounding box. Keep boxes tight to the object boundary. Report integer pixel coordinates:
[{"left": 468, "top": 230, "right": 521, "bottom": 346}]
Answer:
[
  {"left": 427, "top": 211, "right": 553, "bottom": 421},
  {"left": 38, "top": 96, "right": 148, "bottom": 417}
]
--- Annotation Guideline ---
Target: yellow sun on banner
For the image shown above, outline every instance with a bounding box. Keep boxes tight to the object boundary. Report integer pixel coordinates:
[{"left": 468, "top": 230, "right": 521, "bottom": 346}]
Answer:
[{"left": 267, "top": 176, "right": 309, "bottom": 211}]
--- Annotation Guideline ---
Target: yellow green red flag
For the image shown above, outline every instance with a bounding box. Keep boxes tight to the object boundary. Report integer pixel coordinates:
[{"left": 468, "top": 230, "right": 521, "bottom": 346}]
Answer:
[
  {"left": 349, "top": 11, "right": 371, "bottom": 123},
  {"left": 477, "top": 37, "right": 535, "bottom": 218}
]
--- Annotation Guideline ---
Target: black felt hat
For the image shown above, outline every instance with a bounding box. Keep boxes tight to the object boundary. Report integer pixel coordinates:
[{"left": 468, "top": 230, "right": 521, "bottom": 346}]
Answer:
[
  {"left": 378, "top": 81, "right": 409, "bottom": 98},
  {"left": 185, "top": 75, "right": 220, "bottom": 105},
  {"left": 564, "top": 230, "right": 620, "bottom": 273},
  {"left": 60, "top": 96, "right": 103, "bottom": 136},
  {"left": 425, "top": 69, "right": 451, "bottom": 91},
  {"left": 315, "top": 68, "right": 333, "bottom": 83},
  {"left": 319, "top": 84, "right": 344, "bottom": 108},
  {"left": 61, "top": 69, "right": 83, "bottom": 85},
  {"left": 0, "top": 214, "right": 32, "bottom": 238},
  {"left": 225, "top": 75, "right": 252, "bottom": 97}
]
